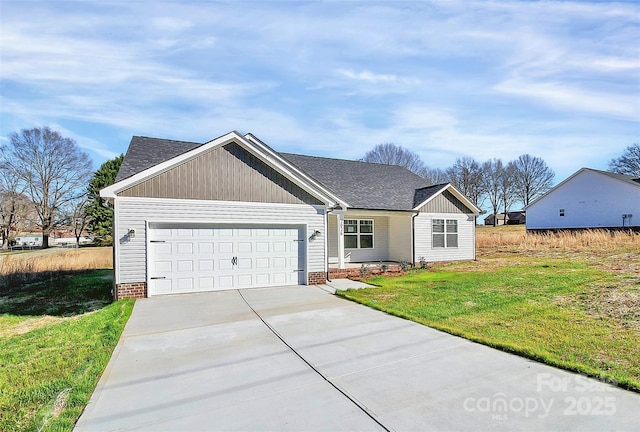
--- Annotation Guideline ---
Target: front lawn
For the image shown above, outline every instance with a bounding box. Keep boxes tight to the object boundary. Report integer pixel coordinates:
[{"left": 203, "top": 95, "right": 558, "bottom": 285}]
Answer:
[
  {"left": 339, "top": 255, "right": 640, "bottom": 391},
  {"left": 0, "top": 269, "right": 133, "bottom": 432}
]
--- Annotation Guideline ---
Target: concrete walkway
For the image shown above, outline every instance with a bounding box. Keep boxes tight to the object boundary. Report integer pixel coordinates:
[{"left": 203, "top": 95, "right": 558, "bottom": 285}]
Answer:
[{"left": 75, "top": 285, "right": 639, "bottom": 431}]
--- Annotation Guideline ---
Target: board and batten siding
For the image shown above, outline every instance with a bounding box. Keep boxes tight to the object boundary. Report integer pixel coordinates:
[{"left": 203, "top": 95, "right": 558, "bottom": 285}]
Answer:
[
  {"left": 114, "top": 197, "right": 326, "bottom": 285},
  {"left": 414, "top": 213, "right": 476, "bottom": 262},
  {"left": 418, "top": 190, "right": 468, "bottom": 214},
  {"left": 119, "top": 142, "right": 322, "bottom": 206},
  {"left": 527, "top": 170, "right": 640, "bottom": 229}
]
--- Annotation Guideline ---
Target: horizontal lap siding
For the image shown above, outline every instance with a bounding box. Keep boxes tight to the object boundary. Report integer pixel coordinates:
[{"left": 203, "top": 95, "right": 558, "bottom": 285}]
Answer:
[
  {"left": 388, "top": 215, "right": 412, "bottom": 262},
  {"left": 414, "top": 213, "right": 475, "bottom": 262},
  {"left": 527, "top": 170, "right": 640, "bottom": 229},
  {"left": 328, "top": 215, "right": 389, "bottom": 262},
  {"left": 115, "top": 198, "right": 325, "bottom": 284}
]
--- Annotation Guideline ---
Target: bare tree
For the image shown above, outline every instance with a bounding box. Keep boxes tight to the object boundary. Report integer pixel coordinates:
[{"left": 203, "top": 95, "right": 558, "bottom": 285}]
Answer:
[
  {"left": 362, "top": 143, "right": 426, "bottom": 175},
  {"left": 2, "top": 127, "right": 93, "bottom": 248},
  {"left": 482, "top": 158, "right": 505, "bottom": 226},
  {"left": 499, "top": 161, "right": 518, "bottom": 220},
  {"left": 0, "top": 161, "right": 30, "bottom": 249},
  {"left": 608, "top": 144, "right": 640, "bottom": 177},
  {"left": 446, "top": 156, "right": 485, "bottom": 206},
  {"left": 423, "top": 166, "right": 450, "bottom": 185},
  {"left": 0, "top": 158, "right": 32, "bottom": 249},
  {"left": 512, "top": 154, "right": 555, "bottom": 207},
  {"left": 61, "top": 194, "right": 91, "bottom": 247}
]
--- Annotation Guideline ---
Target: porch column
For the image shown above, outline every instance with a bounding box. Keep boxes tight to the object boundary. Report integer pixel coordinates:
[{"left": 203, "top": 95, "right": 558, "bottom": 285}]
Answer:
[{"left": 336, "top": 212, "right": 345, "bottom": 269}]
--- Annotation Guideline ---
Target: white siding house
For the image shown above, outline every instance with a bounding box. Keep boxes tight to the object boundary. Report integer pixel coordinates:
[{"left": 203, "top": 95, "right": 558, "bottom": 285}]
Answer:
[
  {"left": 526, "top": 168, "right": 640, "bottom": 231},
  {"left": 102, "top": 131, "right": 480, "bottom": 299}
]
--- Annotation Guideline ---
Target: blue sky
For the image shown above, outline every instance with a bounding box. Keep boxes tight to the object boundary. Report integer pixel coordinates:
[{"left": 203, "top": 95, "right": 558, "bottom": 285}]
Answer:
[{"left": 1, "top": 0, "right": 638, "bottom": 185}]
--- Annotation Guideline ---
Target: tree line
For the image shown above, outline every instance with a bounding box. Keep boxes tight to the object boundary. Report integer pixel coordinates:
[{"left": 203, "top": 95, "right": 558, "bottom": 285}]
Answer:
[
  {"left": 1, "top": 126, "right": 638, "bottom": 248},
  {"left": 362, "top": 142, "right": 640, "bottom": 226}
]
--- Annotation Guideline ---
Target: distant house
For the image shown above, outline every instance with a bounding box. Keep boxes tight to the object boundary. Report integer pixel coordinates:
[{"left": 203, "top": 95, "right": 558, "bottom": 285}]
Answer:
[
  {"left": 526, "top": 168, "right": 640, "bottom": 231},
  {"left": 13, "top": 235, "right": 42, "bottom": 247},
  {"left": 483, "top": 211, "right": 525, "bottom": 226}
]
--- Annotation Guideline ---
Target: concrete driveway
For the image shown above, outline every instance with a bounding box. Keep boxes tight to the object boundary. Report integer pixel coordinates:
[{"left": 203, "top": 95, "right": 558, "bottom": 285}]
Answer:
[{"left": 75, "top": 285, "right": 639, "bottom": 431}]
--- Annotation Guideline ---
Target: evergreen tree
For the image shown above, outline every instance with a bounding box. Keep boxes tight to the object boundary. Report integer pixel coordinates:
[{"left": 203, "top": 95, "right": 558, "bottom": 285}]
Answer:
[{"left": 86, "top": 155, "right": 123, "bottom": 245}]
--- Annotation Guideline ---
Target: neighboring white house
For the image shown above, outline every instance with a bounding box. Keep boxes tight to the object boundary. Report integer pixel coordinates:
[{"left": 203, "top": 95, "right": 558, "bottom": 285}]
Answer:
[
  {"left": 101, "top": 131, "right": 481, "bottom": 300},
  {"left": 13, "top": 236, "right": 42, "bottom": 247},
  {"left": 526, "top": 168, "right": 640, "bottom": 231}
]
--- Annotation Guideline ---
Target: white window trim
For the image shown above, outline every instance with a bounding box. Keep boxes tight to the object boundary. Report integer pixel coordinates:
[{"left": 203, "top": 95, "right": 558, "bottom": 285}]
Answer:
[
  {"left": 344, "top": 219, "right": 375, "bottom": 249},
  {"left": 432, "top": 218, "right": 458, "bottom": 248}
]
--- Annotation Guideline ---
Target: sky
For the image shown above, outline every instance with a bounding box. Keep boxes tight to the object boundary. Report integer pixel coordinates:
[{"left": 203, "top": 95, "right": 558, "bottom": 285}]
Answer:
[{"left": 1, "top": 0, "right": 639, "bottom": 188}]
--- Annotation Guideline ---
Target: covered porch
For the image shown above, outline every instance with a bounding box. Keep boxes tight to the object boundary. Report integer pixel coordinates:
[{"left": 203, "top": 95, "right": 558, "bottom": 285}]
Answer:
[{"left": 326, "top": 210, "right": 415, "bottom": 271}]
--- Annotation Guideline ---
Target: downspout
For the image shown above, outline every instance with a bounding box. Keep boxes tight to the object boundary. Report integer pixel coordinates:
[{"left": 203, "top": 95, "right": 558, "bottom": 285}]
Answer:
[
  {"left": 411, "top": 212, "right": 418, "bottom": 267},
  {"left": 325, "top": 207, "right": 336, "bottom": 282}
]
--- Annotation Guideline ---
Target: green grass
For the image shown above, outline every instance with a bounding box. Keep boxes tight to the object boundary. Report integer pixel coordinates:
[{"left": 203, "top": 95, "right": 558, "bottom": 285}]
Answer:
[
  {"left": 338, "top": 258, "right": 640, "bottom": 392},
  {"left": 0, "top": 271, "right": 133, "bottom": 432}
]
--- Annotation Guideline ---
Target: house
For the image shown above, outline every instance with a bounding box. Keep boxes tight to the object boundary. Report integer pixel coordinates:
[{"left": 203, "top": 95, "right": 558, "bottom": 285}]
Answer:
[
  {"left": 484, "top": 212, "right": 525, "bottom": 226},
  {"left": 484, "top": 213, "right": 506, "bottom": 226},
  {"left": 100, "top": 131, "right": 481, "bottom": 299},
  {"left": 526, "top": 168, "right": 640, "bottom": 231}
]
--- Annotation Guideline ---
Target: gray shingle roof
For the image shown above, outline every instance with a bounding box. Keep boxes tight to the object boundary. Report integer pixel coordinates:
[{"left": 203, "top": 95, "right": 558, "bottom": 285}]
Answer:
[
  {"left": 114, "top": 135, "right": 445, "bottom": 211},
  {"left": 280, "top": 153, "right": 432, "bottom": 210},
  {"left": 412, "top": 184, "right": 449, "bottom": 208},
  {"left": 588, "top": 168, "right": 640, "bottom": 187},
  {"left": 115, "top": 136, "right": 201, "bottom": 182}
]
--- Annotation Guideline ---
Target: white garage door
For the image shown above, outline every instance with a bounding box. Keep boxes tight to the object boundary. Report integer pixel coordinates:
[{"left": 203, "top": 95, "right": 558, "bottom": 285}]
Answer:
[{"left": 148, "top": 224, "right": 305, "bottom": 296}]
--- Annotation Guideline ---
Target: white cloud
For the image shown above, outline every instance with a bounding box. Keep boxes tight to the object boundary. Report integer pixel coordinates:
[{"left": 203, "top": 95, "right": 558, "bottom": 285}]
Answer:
[
  {"left": 495, "top": 79, "right": 640, "bottom": 121},
  {"left": 337, "top": 69, "right": 399, "bottom": 84}
]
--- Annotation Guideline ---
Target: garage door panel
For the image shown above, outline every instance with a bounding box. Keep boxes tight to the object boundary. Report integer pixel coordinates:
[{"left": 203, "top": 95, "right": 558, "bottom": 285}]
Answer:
[
  {"left": 218, "top": 259, "right": 233, "bottom": 270},
  {"left": 177, "top": 278, "right": 194, "bottom": 290},
  {"left": 219, "top": 275, "right": 233, "bottom": 289},
  {"left": 199, "top": 277, "right": 214, "bottom": 289},
  {"left": 218, "top": 242, "right": 233, "bottom": 253},
  {"left": 237, "top": 242, "right": 252, "bottom": 253},
  {"left": 199, "top": 260, "right": 214, "bottom": 271},
  {"left": 154, "top": 278, "right": 172, "bottom": 293},
  {"left": 154, "top": 260, "right": 172, "bottom": 272},
  {"left": 272, "top": 273, "right": 287, "bottom": 284},
  {"left": 153, "top": 243, "right": 172, "bottom": 255},
  {"left": 177, "top": 261, "right": 193, "bottom": 272},
  {"left": 149, "top": 224, "right": 305, "bottom": 296},
  {"left": 198, "top": 242, "right": 214, "bottom": 253}
]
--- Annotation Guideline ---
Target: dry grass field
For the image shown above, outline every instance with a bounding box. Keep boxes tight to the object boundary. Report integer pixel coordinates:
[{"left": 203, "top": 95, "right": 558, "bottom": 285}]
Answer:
[
  {"left": 0, "top": 247, "right": 113, "bottom": 277},
  {"left": 474, "top": 225, "right": 640, "bottom": 330}
]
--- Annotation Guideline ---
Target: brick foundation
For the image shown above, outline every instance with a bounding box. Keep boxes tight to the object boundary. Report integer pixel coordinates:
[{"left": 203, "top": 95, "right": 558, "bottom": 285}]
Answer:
[
  {"left": 307, "top": 271, "right": 327, "bottom": 285},
  {"left": 329, "top": 264, "right": 406, "bottom": 280},
  {"left": 115, "top": 282, "right": 147, "bottom": 300}
]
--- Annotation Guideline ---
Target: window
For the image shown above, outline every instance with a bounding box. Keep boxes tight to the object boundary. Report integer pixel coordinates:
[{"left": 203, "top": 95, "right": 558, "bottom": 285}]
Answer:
[
  {"left": 559, "top": 209, "right": 565, "bottom": 217},
  {"left": 344, "top": 219, "right": 374, "bottom": 249},
  {"left": 433, "top": 219, "right": 458, "bottom": 248}
]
